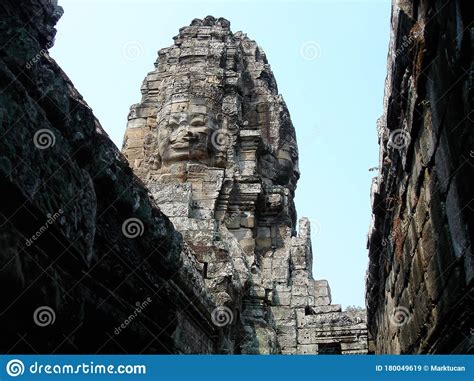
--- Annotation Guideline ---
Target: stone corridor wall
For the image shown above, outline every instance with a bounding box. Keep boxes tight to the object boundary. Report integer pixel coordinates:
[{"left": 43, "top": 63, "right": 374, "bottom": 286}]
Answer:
[
  {"left": 366, "top": 0, "right": 473, "bottom": 353},
  {"left": 0, "top": 0, "right": 219, "bottom": 354}
]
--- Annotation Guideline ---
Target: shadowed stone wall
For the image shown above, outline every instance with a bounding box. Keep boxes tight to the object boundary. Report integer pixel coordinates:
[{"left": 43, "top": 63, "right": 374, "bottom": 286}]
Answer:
[
  {"left": 366, "top": 0, "right": 473, "bottom": 354},
  {"left": 0, "top": 0, "right": 219, "bottom": 354}
]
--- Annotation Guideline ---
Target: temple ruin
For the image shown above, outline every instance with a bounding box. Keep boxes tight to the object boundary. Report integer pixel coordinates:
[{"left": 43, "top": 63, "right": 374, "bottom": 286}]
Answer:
[
  {"left": 122, "top": 16, "right": 368, "bottom": 354},
  {"left": 0, "top": 0, "right": 470, "bottom": 355}
]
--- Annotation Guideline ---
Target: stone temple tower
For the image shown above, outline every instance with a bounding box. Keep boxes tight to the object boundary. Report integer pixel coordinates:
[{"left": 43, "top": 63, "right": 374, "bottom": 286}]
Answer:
[{"left": 122, "top": 16, "right": 367, "bottom": 354}]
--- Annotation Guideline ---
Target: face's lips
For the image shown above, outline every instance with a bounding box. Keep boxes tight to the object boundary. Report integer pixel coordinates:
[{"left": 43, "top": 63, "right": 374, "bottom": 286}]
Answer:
[
  {"left": 169, "top": 133, "right": 191, "bottom": 142},
  {"left": 169, "top": 133, "right": 201, "bottom": 146},
  {"left": 169, "top": 141, "right": 190, "bottom": 149}
]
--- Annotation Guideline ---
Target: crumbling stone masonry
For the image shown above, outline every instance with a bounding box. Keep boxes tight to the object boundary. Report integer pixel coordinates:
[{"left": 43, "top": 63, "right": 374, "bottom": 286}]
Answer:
[
  {"left": 122, "top": 16, "right": 368, "bottom": 354},
  {"left": 366, "top": 0, "right": 473, "bottom": 353},
  {"left": 0, "top": 0, "right": 203, "bottom": 353}
]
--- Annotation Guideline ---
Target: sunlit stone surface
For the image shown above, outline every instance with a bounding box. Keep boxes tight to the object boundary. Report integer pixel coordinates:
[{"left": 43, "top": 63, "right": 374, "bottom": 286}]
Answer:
[{"left": 122, "top": 16, "right": 368, "bottom": 354}]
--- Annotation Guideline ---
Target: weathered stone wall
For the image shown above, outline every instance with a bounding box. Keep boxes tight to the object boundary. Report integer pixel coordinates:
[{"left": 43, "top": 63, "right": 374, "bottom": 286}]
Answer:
[
  {"left": 366, "top": 0, "right": 473, "bottom": 353},
  {"left": 0, "top": 0, "right": 220, "bottom": 354}
]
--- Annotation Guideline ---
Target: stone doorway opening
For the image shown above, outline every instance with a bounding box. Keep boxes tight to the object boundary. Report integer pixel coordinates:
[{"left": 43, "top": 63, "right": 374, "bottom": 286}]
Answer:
[{"left": 318, "top": 342, "right": 342, "bottom": 355}]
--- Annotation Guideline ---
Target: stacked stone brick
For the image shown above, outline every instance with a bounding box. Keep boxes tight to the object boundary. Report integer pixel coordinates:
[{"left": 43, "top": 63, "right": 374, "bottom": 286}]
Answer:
[
  {"left": 122, "top": 16, "right": 368, "bottom": 354},
  {"left": 366, "top": 0, "right": 473, "bottom": 354}
]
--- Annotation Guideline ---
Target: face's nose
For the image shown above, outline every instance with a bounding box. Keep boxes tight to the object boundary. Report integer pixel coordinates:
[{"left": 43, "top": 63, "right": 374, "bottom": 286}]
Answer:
[
  {"left": 178, "top": 113, "right": 188, "bottom": 125},
  {"left": 170, "top": 125, "right": 195, "bottom": 144},
  {"left": 177, "top": 125, "right": 193, "bottom": 137}
]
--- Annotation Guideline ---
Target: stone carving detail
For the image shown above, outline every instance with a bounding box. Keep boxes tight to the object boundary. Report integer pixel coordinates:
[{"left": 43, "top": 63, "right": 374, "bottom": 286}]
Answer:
[{"left": 123, "top": 16, "right": 368, "bottom": 354}]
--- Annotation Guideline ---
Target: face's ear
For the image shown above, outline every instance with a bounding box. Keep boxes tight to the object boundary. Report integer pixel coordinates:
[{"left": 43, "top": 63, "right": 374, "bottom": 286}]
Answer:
[
  {"left": 205, "top": 113, "right": 218, "bottom": 131},
  {"left": 215, "top": 113, "right": 225, "bottom": 129}
]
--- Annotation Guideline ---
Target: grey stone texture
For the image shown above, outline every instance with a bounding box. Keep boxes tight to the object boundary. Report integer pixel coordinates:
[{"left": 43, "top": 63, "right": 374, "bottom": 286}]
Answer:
[
  {"left": 122, "top": 16, "right": 368, "bottom": 354},
  {"left": 0, "top": 0, "right": 204, "bottom": 353},
  {"left": 366, "top": 0, "right": 473, "bottom": 354}
]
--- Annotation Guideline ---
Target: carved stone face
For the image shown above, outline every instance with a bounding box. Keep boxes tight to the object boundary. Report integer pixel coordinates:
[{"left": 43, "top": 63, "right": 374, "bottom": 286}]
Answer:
[
  {"left": 276, "top": 139, "right": 299, "bottom": 187},
  {"left": 156, "top": 104, "right": 219, "bottom": 168}
]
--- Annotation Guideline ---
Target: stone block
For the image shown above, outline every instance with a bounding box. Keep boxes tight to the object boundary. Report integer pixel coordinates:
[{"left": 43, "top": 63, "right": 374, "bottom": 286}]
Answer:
[
  {"left": 298, "top": 328, "right": 317, "bottom": 345},
  {"left": 158, "top": 202, "right": 190, "bottom": 217},
  {"left": 291, "top": 295, "right": 308, "bottom": 308},
  {"left": 313, "top": 296, "right": 331, "bottom": 306},
  {"left": 273, "top": 291, "right": 291, "bottom": 306},
  {"left": 291, "top": 285, "right": 308, "bottom": 296},
  {"left": 127, "top": 118, "right": 147, "bottom": 129},
  {"left": 298, "top": 344, "right": 318, "bottom": 354},
  {"left": 271, "top": 306, "right": 295, "bottom": 322}
]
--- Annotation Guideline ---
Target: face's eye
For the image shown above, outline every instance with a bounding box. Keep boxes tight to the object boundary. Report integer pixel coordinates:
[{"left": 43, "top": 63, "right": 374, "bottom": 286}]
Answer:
[
  {"left": 168, "top": 118, "right": 179, "bottom": 128},
  {"left": 290, "top": 148, "right": 298, "bottom": 159},
  {"left": 190, "top": 116, "right": 205, "bottom": 127}
]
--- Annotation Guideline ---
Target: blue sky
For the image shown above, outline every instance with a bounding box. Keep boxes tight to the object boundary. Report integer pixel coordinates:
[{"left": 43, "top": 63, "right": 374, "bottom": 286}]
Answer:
[{"left": 51, "top": 0, "right": 391, "bottom": 308}]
